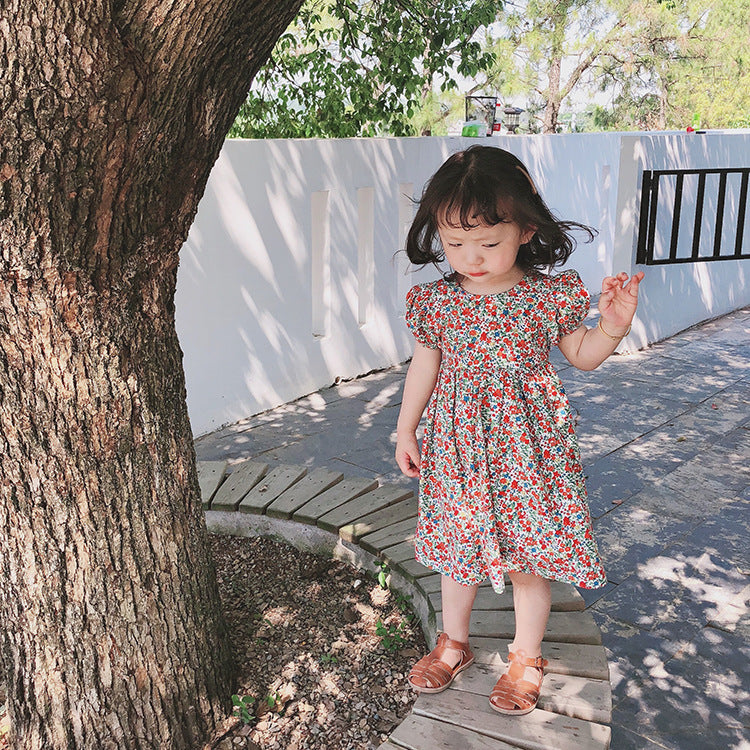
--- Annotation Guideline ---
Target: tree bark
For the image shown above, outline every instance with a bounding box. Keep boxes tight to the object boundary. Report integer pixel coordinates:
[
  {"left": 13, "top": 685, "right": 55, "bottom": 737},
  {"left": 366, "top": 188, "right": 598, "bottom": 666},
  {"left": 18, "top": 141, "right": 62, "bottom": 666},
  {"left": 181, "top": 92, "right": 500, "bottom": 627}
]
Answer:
[
  {"left": 542, "top": 53, "right": 563, "bottom": 133},
  {"left": 541, "top": 1, "right": 570, "bottom": 134},
  {"left": 0, "top": 1, "right": 303, "bottom": 747}
]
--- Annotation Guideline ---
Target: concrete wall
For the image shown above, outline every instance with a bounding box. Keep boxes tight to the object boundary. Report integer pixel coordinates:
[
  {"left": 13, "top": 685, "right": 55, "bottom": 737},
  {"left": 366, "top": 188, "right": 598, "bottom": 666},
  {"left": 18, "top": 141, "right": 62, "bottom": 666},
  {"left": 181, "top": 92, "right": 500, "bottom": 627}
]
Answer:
[
  {"left": 614, "top": 132, "right": 750, "bottom": 350},
  {"left": 176, "top": 132, "right": 750, "bottom": 436}
]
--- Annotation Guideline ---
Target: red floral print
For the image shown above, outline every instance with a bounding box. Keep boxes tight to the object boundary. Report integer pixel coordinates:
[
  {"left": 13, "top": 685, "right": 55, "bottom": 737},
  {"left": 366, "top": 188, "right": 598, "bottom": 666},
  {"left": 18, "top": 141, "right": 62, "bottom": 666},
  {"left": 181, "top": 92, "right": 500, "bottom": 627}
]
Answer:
[{"left": 405, "top": 270, "right": 607, "bottom": 594}]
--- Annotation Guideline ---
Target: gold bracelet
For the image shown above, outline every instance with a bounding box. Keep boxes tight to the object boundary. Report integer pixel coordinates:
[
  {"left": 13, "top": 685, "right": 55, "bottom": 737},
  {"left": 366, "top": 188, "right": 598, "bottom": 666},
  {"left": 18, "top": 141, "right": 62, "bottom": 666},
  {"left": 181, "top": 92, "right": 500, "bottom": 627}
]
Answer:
[{"left": 597, "top": 318, "right": 631, "bottom": 340}]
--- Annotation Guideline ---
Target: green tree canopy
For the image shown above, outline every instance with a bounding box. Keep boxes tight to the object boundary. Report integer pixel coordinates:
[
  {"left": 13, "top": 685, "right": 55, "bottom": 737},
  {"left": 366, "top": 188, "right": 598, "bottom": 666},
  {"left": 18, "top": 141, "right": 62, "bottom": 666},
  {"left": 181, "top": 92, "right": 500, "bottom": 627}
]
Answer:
[
  {"left": 476, "top": 0, "right": 750, "bottom": 132},
  {"left": 229, "top": 0, "right": 497, "bottom": 138},
  {"left": 230, "top": 0, "right": 750, "bottom": 138}
]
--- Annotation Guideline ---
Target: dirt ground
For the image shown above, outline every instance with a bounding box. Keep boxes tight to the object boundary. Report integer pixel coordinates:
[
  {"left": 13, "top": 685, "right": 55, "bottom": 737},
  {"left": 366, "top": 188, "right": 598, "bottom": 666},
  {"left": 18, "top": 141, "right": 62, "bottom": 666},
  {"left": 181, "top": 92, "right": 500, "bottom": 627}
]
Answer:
[
  {"left": 0, "top": 535, "right": 423, "bottom": 750},
  {"left": 204, "top": 534, "right": 424, "bottom": 750}
]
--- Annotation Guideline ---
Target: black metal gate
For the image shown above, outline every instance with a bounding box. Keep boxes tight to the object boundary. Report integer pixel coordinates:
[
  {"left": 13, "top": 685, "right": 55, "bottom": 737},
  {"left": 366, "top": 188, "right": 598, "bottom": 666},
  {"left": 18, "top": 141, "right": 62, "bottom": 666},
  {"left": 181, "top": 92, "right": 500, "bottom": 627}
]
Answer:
[{"left": 636, "top": 167, "right": 750, "bottom": 265}]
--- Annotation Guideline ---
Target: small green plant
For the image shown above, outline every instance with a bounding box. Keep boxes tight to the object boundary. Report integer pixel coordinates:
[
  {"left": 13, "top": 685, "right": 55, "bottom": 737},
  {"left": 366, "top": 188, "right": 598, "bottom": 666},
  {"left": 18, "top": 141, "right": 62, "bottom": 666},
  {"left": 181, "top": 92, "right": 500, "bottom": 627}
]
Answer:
[
  {"left": 394, "top": 591, "right": 413, "bottom": 615},
  {"left": 264, "top": 691, "right": 280, "bottom": 708},
  {"left": 375, "top": 560, "right": 390, "bottom": 588},
  {"left": 231, "top": 694, "right": 256, "bottom": 725},
  {"left": 319, "top": 652, "right": 339, "bottom": 665},
  {"left": 375, "top": 619, "right": 407, "bottom": 651}
]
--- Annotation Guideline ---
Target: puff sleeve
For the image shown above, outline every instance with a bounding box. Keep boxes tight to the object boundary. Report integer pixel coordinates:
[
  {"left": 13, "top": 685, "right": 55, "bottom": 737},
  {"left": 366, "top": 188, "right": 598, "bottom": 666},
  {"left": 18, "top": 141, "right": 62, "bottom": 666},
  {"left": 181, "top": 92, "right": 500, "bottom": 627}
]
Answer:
[
  {"left": 405, "top": 283, "right": 440, "bottom": 349},
  {"left": 554, "top": 270, "right": 590, "bottom": 338}
]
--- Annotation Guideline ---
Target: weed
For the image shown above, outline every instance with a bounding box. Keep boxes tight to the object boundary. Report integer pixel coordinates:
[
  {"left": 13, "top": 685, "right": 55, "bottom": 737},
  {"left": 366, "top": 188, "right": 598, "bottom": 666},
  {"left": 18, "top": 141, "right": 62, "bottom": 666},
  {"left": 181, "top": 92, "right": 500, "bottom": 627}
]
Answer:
[
  {"left": 319, "top": 653, "right": 339, "bottom": 665},
  {"left": 231, "top": 694, "right": 256, "bottom": 725},
  {"left": 375, "top": 560, "right": 390, "bottom": 588},
  {"left": 394, "top": 591, "right": 413, "bottom": 615},
  {"left": 375, "top": 619, "right": 407, "bottom": 651}
]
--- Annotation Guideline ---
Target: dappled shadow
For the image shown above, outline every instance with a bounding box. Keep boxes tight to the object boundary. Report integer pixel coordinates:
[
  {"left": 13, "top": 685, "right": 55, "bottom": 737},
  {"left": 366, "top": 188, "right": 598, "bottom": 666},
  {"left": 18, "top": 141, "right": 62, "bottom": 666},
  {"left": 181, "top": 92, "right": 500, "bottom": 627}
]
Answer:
[
  {"left": 597, "top": 545, "right": 750, "bottom": 748},
  {"left": 208, "top": 534, "right": 425, "bottom": 748},
  {"left": 177, "top": 134, "right": 634, "bottom": 437},
  {"left": 194, "top": 363, "right": 415, "bottom": 487},
  {"left": 626, "top": 132, "right": 750, "bottom": 351}
]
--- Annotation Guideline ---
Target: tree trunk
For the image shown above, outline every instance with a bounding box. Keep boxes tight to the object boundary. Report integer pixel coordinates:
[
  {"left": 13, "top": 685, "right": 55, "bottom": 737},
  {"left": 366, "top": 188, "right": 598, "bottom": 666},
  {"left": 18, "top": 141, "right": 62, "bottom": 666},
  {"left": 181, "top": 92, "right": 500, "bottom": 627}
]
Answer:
[
  {"left": 542, "top": 53, "right": 563, "bottom": 133},
  {"left": 0, "top": 1, "right": 303, "bottom": 748},
  {"left": 540, "top": 0, "right": 572, "bottom": 135}
]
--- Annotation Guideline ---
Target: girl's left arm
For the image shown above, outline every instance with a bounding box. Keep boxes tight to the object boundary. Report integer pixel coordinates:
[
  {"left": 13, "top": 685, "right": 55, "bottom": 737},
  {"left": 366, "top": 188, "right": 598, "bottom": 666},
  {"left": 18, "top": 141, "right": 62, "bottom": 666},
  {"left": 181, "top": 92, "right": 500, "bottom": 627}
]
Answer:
[{"left": 558, "top": 271, "right": 645, "bottom": 372}]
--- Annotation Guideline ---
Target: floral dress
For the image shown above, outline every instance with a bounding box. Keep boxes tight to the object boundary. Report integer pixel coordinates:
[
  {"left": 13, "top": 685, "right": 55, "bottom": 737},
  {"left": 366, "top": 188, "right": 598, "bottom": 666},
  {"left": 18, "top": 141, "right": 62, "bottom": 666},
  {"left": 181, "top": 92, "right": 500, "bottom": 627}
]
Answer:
[{"left": 405, "top": 270, "right": 606, "bottom": 594}]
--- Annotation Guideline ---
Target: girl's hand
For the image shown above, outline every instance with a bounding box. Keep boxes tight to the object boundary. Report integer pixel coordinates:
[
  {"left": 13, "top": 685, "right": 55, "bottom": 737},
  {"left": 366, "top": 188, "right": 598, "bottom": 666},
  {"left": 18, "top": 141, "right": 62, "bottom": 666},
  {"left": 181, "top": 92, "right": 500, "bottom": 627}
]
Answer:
[
  {"left": 598, "top": 271, "right": 645, "bottom": 332},
  {"left": 395, "top": 432, "right": 421, "bottom": 478}
]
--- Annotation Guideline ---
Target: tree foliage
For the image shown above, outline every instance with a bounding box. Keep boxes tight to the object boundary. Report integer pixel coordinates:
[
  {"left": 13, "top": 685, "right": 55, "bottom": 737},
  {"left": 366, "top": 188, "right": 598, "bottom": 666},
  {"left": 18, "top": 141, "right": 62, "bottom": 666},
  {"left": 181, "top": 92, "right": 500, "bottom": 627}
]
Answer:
[
  {"left": 486, "top": 0, "right": 750, "bottom": 132},
  {"left": 229, "top": 0, "right": 749, "bottom": 138},
  {"left": 646, "top": 0, "right": 750, "bottom": 129},
  {"left": 229, "top": 0, "right": 497, "bottom": 138}
]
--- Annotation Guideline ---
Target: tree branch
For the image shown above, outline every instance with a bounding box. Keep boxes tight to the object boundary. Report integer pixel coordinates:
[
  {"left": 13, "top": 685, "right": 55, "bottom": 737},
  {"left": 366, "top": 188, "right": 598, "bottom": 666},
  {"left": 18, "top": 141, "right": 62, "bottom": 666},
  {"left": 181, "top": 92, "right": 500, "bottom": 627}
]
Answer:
[{"left": 559, "top": 18, "right": 627, "bottom": 102}]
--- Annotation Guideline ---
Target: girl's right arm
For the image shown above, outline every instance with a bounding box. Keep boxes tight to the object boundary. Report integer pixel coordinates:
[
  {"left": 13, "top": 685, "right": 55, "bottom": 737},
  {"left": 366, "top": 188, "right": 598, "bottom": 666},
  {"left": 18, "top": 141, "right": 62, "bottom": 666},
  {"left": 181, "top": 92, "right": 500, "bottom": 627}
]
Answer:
[{"left": 395, "top": 343, "right": 442, "bottom": 478}]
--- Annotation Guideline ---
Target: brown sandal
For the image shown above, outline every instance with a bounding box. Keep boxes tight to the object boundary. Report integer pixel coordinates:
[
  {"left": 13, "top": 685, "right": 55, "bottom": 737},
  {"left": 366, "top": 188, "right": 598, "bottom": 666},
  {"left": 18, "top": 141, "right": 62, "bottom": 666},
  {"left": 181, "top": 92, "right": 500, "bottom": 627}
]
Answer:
[
  {"left": 489, "top": 647, "right": 548, "bottom": 715},
  {"left": 407, "top": 632, "right": 474, "bottom": 693}
]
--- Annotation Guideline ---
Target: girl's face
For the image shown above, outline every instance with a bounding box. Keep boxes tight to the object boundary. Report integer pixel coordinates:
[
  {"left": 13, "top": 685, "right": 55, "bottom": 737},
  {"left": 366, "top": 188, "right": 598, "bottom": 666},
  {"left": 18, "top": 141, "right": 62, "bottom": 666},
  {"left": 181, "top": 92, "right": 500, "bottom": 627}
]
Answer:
[{"left": 438, "top": 218, "right": 535, "bottom": 294}]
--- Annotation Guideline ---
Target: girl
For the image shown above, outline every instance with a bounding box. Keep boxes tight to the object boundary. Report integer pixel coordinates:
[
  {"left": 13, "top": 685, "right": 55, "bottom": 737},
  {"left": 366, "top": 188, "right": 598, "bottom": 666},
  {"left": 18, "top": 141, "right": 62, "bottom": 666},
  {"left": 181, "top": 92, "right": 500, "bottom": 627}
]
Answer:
[{"left": 395, "top": 146, "right": 643, "bottom": 715}]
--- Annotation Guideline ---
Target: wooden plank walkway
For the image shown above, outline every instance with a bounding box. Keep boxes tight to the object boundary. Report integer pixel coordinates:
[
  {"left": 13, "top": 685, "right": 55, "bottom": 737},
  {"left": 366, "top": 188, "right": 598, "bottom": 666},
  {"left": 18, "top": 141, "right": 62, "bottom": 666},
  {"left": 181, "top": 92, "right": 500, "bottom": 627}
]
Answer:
[{"left": 200, "top": 459, "right": 612, "bottom": 750}]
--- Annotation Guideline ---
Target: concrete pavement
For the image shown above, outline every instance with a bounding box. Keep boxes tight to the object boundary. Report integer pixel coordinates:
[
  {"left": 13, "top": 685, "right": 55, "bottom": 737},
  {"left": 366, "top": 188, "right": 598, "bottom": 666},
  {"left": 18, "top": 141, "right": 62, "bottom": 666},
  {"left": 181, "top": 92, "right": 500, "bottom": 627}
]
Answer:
[{"left": 196, "top": 305, "right": 750, "bottom": 750}]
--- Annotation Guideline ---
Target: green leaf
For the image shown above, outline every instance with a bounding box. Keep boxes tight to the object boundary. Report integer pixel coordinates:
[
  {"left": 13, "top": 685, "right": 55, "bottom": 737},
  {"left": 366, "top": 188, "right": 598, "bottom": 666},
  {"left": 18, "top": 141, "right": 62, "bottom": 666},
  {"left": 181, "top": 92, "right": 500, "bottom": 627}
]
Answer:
[{"left": 228, "top": 0, "right": 501, "bottom": 138}]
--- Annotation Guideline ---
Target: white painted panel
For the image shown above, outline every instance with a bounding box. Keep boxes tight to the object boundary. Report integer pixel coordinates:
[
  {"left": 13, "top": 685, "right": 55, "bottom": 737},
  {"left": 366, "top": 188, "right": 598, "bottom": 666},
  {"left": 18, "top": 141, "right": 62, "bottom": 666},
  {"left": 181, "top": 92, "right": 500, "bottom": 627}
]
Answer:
[
  {"left": 176, "top": 132, "right": 750, "bottom": 434},
  {"left": 617, "top": 131, "right": 750, "bottom": 351},
  {"left": 357, "top": 187, "right": 374, "bottom": 325},
  {"left": 311, "top": 190, "right": 331, "bottom": 337}
]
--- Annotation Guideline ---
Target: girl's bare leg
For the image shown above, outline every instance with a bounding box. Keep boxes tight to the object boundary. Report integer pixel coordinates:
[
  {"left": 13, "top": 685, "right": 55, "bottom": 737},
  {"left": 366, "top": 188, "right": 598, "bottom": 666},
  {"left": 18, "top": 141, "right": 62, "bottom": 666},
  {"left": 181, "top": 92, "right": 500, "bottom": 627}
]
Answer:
[
  {"left": 508, "top": 571, "right": 551, "bottom": 680},
  {"left": 439, "top": 574, "right": 478, "bottom": 667}
]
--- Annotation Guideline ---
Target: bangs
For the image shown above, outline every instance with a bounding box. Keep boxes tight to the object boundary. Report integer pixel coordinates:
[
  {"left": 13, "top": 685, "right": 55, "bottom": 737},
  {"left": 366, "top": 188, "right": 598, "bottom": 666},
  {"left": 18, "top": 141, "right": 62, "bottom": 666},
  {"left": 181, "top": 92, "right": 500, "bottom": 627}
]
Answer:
[
  {"left": 405, "top": 146, "right": 591, "bottom": 273},
  {"left": 436, "top": 179, "right": 516, "bottom": 229}
]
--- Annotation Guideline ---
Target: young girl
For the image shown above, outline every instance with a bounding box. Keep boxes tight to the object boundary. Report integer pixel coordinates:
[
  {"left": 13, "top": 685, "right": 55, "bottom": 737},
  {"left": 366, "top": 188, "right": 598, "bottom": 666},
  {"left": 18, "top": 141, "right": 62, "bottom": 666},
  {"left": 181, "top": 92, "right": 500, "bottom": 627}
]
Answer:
[{"left": 395, "top": 145, "right": 644, "bottom": 715}]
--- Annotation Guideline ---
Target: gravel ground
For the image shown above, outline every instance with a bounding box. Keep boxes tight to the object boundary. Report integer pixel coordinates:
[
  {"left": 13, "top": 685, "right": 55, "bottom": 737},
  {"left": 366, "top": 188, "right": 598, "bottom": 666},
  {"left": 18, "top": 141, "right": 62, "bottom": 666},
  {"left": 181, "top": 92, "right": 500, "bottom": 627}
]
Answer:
[
  {"left": 204, "top": 533, "right": 425, "bottom": 750},
  {"left": 0, "top": 535, "right": 424, "bottom": 750}
]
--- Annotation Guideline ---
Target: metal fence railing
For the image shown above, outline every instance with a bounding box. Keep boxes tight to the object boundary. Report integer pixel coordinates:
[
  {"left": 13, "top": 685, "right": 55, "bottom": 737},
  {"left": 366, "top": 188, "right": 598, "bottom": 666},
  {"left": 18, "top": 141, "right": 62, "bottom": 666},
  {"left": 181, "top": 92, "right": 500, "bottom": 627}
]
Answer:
[{"left": 636, "top": 167, "right": 750, "bottom": 265}]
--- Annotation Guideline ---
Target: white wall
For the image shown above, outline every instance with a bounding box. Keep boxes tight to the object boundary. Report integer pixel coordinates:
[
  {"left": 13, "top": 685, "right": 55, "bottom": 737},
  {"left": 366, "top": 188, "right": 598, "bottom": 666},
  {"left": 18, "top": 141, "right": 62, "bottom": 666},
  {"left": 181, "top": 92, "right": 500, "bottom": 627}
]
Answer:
[
  {"left": 613, "top": 132, "right": 750, "bottom": 350},
  {"left": 176, "top": 133, "right": 750, "bottom": 436}
]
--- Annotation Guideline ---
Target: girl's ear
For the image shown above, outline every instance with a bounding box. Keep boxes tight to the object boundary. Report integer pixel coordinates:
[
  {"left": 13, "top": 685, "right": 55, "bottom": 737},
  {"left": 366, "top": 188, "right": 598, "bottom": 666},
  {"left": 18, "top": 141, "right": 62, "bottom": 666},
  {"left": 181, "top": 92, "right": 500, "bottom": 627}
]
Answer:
[{"left": 521, "top": 226, "right": 537, "bottom": 244}]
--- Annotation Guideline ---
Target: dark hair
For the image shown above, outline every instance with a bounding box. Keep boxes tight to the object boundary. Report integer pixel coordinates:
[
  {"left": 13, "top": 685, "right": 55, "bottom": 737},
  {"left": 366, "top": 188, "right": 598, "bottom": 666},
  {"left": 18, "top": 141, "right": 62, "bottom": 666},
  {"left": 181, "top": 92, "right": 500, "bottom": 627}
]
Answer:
[{"left": 405, "top": 145, "right": 595, "bottom": 274}]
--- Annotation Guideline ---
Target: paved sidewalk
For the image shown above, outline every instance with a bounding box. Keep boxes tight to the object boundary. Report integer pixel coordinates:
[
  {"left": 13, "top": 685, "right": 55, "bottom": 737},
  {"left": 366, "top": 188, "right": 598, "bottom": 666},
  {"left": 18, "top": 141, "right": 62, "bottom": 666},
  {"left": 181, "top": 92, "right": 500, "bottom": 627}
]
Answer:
[{"left": 196, "top": 306, "right": 750, "bottom": 750}]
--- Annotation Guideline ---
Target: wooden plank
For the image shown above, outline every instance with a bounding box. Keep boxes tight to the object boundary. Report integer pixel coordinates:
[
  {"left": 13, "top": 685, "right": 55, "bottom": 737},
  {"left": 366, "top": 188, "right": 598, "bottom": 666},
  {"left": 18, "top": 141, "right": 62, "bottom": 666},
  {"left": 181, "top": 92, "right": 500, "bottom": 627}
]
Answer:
[
  {"left": 541, "top": 670, "right": 611, "bottom": 724},
  {"left": 338, "top": 496, "right": 418, "bottom": 543},
  {"left": 430, "top": 582, "right": 584, "bottom": 614},
  {"left": 317, "top": 484, "right": 414, "bottom": 533},
  {"left": 419, "top": 575, "right": 507, "bottom": 596},
  {"left": 395, "top": 558, "right": 435, "bottom": 581},
  {"left": 210, "top": 460, "right": 267, "bottom": 512},
  {"left": 388, "top": 713, "right": 520, "bottom": 750},
  {"left": 436, "top": 610, "right": 602, "bottom": 645},
  {"left": 237, "top": 464, "right": 307, "bottom": 515},
  {"left": 451, "top": 662, "right": 612, "bottom": 724},
  {"left": 414, "top": 690, "right": 611, "bottom": 750},
  {"left": 464, "top": 638, "right": 610, "bottom": 681},
  {"left": 380, "top": 539, "right": 415, "bottom": 565},
  {"left": 417, "top": 574, "right": 443, "bottom": 595},
  {"left": 197, "top": 460, "right": 227, "bottom": 510},
  {"left": 292, "top": 477, "right": 378, "bottom": 525},
  {"left": 358, "top": 516, "right": 418, "bottom": 555},
  {"left": 265, "top": 468, "right": 344, "bottom": 519}
]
